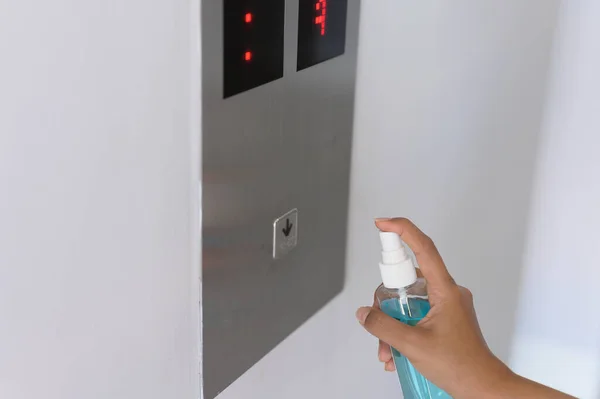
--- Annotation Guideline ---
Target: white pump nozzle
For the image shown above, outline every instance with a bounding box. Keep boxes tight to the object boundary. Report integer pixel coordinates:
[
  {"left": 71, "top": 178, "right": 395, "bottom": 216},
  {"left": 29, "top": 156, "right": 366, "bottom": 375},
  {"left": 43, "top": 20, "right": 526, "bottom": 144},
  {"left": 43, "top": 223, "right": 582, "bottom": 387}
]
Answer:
[{"left": 379, "top": 232, "right": 417, "bottom": 289}]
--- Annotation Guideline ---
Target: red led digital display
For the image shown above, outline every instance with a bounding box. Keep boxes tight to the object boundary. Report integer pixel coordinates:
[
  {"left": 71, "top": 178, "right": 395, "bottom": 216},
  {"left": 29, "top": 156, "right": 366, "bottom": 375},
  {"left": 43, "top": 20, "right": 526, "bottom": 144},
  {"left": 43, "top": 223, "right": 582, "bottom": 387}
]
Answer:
[
  {"left": 297, "top": 0, "right": 347, "bottom": 71},
  {"left": 223, "top": 0, "right": 285, "bottom": 98},
  {"left": 315, "top": 0, "right": 327, "bottom": 36}
]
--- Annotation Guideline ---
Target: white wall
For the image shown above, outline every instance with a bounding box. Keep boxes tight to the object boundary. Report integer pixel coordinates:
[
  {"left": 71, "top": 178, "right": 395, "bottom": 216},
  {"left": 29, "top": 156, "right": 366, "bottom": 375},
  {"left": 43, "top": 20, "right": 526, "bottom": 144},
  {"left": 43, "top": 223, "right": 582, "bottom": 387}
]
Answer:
[
  {"left": 216, "top": 1, "right": 559, "bottom": 398},
  {"left": 0, "top": 1, "right": 201, "bottom": 398},
  {"left": 510, "top": 2, "right": 600, "bottom": 398}
]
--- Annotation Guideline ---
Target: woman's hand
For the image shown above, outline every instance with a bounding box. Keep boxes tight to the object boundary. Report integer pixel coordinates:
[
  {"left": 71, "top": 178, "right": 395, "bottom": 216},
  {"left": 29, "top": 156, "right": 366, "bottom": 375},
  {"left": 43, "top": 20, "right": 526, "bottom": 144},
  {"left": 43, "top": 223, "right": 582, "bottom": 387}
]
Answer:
[{"left": 356, "top": 218, "right": 574, "bottom": 399}]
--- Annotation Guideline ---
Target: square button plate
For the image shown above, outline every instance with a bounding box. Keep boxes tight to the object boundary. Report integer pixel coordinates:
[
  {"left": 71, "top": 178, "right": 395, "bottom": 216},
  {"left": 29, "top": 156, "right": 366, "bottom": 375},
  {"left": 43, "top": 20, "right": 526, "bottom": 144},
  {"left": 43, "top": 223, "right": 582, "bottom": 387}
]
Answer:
[{"left": 272, "top": 209, "right": 298, "bottom": 259}]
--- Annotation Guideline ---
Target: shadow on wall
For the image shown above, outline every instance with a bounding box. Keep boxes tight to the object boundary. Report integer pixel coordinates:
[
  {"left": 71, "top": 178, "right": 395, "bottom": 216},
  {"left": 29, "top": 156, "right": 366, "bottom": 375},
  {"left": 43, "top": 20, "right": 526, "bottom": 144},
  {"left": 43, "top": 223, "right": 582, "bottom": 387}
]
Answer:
[
  {"left": 350, "top": 0, "right": 561, "bottom": 362},
  {"left": 510, "top": 2, "right": 600, "bottom": 398}
]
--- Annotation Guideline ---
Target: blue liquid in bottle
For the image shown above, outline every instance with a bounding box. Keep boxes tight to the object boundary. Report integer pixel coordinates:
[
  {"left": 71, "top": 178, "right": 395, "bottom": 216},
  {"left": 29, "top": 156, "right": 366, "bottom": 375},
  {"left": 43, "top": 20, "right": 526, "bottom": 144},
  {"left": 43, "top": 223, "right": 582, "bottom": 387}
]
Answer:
[{"left": 380, "top": 297, "right": 451, "bottom": 399}]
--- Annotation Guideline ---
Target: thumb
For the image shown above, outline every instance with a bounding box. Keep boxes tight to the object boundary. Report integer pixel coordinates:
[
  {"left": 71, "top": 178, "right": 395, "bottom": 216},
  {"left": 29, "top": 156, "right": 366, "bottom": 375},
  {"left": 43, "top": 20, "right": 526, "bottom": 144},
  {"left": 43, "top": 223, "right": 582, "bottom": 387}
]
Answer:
[{"left": 356, "top": 306, "right": 424, "bottom": 358}]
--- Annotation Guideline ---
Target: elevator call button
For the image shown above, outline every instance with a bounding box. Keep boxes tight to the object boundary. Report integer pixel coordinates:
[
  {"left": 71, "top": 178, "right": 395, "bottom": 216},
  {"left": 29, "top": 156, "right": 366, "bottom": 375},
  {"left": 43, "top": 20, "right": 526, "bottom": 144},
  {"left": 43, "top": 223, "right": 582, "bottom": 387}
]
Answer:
[{"left": 273, "top": 209, "right": 298, "bottom": 259}]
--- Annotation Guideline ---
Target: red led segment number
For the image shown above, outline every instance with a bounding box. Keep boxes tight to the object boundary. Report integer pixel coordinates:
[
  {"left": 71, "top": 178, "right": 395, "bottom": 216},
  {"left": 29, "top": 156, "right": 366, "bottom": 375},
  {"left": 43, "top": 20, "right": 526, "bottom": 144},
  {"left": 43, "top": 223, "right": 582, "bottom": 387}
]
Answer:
[
  {"left": 244, "top": 12, "right": 253, "bottom": 62},
  {"left": 315, "top": 0, "right": 327, "bottom": 36}
]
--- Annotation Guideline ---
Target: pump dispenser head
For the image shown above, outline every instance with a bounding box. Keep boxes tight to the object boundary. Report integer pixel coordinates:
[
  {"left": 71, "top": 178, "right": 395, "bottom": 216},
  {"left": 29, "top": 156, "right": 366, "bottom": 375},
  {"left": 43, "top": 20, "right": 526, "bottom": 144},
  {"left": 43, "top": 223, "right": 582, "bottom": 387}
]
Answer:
[{"left": 379, "top": 232, "right": 417, "bottom": 289}]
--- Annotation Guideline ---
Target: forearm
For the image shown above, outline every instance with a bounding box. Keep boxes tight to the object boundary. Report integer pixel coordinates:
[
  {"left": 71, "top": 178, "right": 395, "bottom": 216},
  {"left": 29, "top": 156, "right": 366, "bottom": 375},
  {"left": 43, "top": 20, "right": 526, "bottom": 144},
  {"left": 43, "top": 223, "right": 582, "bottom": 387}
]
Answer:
[
  {"left": 458, "top": 358, "right": 576, "bottom": 399},
  {"left": 490, "top": 373, "right": 576, "bottom": 399}
]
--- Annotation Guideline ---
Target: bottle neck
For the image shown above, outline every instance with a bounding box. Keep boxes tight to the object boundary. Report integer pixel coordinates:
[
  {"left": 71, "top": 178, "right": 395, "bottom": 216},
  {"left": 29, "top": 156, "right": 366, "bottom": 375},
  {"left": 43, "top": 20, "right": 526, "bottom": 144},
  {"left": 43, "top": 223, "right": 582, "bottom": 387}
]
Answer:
[
  {"left": 383, "top": 279, "right": 416, "bottom": 291},
  {"left": 379, "top": 258, "right": 417, "bottom": 289}
]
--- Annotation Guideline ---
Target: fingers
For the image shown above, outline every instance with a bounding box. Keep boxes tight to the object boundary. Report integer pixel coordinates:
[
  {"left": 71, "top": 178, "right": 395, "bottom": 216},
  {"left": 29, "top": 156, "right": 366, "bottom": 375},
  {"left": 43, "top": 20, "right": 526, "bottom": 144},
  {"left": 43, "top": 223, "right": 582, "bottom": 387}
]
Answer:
[
  {"left": 356, "top": 306, "right": 423, "bottom": 358},
  {"left": 375, "top": 218, "right": 455, "bottom": 292},
  {"left": 378, "top": 340, "right": 392, "bottom": 362},
  {"left": 372, "top": 288, "right": 392, "bottom": 364},
  {"left": 384, "top": 359, "right": 396, "bottom": 372}
]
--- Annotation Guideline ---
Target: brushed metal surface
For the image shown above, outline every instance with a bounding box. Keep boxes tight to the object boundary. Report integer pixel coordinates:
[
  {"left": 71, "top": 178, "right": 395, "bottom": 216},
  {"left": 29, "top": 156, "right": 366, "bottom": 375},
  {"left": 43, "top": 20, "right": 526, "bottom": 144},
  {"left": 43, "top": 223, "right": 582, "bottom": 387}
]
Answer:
[{"left": 202, "top": 1, "right": 360, "bottom": 397}]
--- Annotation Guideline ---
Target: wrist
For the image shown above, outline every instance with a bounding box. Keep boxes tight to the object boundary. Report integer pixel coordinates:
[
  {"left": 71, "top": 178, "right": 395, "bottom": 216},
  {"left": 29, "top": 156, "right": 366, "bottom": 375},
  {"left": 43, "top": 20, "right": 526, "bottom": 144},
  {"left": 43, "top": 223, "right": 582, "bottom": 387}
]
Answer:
[
  {"left": 457, "top": 355, "right": 516, "bottom": 399},
  {"left": 483, "top": 369, "right": 522, "bottom": 398}
]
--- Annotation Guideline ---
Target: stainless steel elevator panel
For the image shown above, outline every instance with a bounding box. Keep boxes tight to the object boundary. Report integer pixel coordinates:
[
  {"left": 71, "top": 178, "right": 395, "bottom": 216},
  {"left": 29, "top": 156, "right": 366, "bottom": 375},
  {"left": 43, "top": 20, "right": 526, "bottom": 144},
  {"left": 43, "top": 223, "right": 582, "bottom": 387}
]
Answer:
[{"left": 202, "top": 1, "right": 360, "bottom": 397}]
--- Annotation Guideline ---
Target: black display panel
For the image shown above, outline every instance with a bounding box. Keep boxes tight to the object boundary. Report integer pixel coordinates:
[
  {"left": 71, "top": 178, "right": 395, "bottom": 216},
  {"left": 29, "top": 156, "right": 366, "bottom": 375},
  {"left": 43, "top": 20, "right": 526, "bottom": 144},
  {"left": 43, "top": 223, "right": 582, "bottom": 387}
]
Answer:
[
  {"left": 297, "top": 0, "right": 347, "bottom": 71},
  {"left": 223, "top": 0, "right": 285, "bottom": 98}
]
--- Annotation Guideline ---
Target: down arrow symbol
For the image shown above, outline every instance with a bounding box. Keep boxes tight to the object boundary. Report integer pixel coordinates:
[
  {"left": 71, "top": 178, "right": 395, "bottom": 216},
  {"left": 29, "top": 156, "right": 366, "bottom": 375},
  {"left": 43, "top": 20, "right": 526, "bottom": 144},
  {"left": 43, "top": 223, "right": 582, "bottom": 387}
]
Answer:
[{"left": 282, "top": 219, "right": 293, "bottom": 237}]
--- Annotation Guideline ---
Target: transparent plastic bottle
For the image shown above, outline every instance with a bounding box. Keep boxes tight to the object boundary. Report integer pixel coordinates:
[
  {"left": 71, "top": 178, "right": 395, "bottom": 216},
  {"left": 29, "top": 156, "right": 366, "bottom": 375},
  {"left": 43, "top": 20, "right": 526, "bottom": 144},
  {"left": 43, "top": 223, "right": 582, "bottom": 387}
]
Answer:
[{"left": 376, "top": 232, "right": 451, "bottom": 399}]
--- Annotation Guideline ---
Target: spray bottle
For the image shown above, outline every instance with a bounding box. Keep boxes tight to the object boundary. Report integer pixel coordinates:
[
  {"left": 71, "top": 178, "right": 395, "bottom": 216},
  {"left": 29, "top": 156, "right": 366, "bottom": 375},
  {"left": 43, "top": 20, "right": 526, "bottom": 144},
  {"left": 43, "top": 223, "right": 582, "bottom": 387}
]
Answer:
[{"left": 376, "top": 231, "right": 451, "bottom": 399}]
